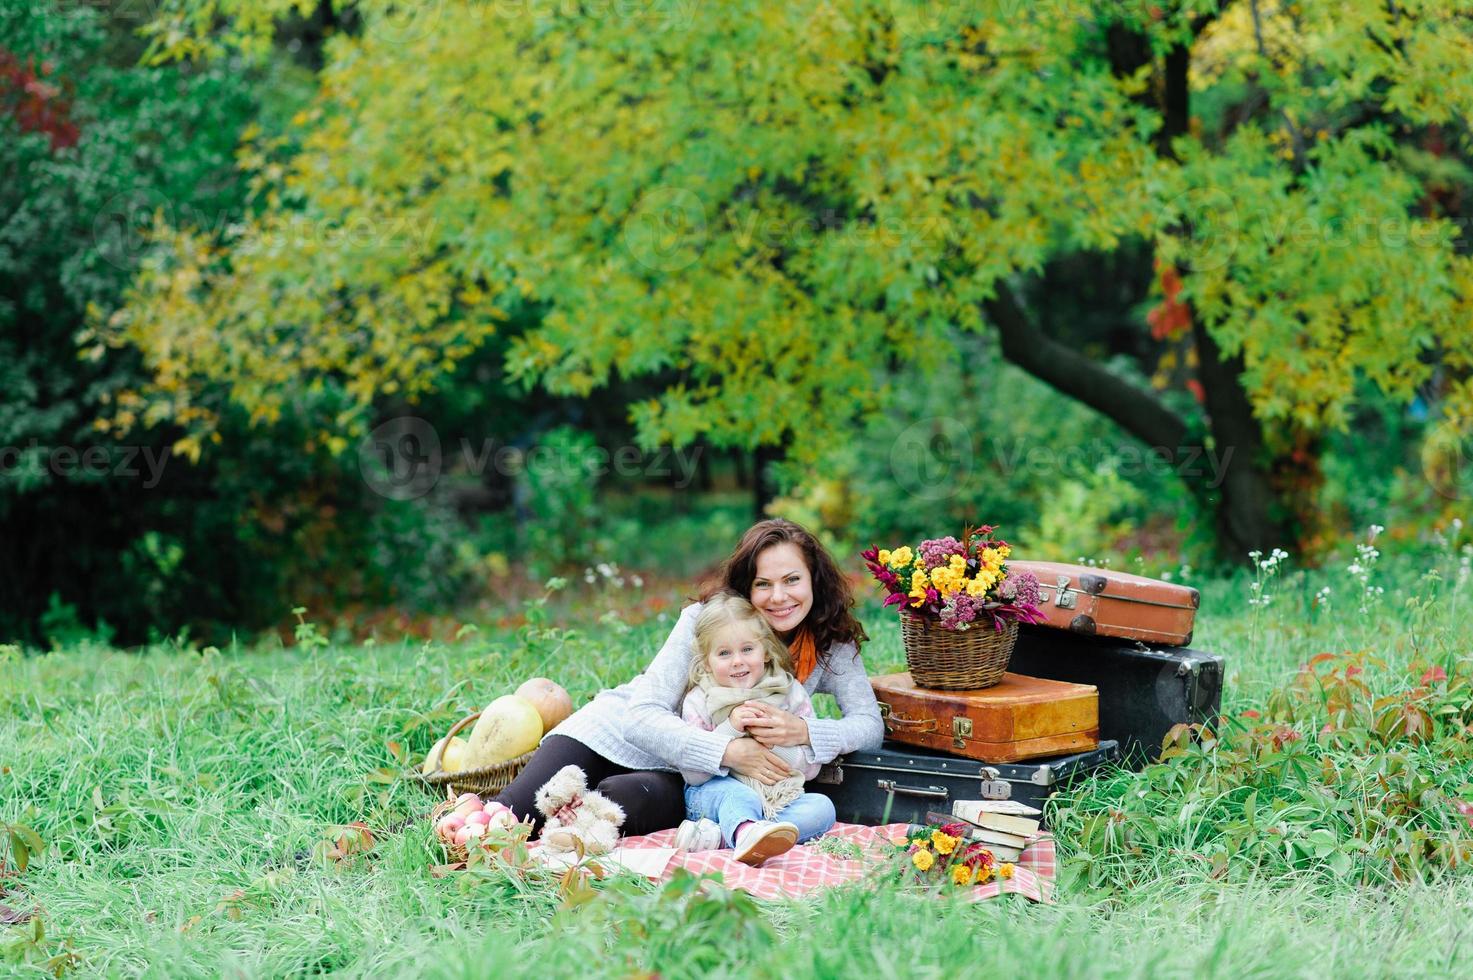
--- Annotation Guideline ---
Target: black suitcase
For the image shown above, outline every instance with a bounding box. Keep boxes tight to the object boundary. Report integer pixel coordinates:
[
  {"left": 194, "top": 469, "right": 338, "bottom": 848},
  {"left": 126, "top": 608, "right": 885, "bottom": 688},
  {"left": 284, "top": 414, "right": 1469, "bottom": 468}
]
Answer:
[
  {"left": 1009, "top": 626, "right": 1225, "bottom": 766},
  {"left": 808, "top": 739, "right": 1120, "bottom": 827}
]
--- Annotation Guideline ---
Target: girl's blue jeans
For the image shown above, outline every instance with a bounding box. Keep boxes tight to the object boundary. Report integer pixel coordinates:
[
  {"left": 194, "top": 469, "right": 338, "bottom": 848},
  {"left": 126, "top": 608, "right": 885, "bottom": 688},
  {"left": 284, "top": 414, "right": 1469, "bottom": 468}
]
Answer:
[{"left": 684, "top": 775, "right": 837, "bottom": 847}]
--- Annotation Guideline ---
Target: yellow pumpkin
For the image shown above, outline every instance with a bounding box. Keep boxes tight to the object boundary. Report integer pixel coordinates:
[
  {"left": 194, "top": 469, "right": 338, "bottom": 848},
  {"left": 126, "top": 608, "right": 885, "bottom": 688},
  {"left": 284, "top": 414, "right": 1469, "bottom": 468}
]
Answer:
[{"left": 466, "top": 695, "right": 543, "bottom": 767}]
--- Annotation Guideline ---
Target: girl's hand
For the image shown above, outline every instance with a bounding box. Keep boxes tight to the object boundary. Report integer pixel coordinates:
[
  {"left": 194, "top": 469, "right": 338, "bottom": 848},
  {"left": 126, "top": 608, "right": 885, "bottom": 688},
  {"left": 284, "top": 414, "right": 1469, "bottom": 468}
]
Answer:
[
  {"left": 721, "top": 736, "right": 800, "bottom": 786},
  {"left": 741, "top": 703, "right": 810, "bottom": 748},
  {"left": 728, "top": 703, "right": 761, "bottom": 732}
]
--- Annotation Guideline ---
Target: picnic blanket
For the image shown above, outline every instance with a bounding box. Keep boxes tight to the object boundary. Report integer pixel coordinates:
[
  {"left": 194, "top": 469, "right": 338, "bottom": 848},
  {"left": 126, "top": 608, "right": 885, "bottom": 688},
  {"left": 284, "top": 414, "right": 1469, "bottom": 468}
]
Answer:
[{"left": 610, "top": 822, "right": 1055, "bottom": 903}]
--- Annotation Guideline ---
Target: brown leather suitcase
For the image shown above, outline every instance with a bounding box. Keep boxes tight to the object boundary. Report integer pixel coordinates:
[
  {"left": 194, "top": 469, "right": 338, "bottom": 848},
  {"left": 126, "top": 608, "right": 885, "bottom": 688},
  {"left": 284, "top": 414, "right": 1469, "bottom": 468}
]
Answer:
[
  {"left": 1007, "top": 560, "right": 1199, "bottom": 646},
  {"left": 870, "top": 671, "right": 1100, "bottom": 763}
]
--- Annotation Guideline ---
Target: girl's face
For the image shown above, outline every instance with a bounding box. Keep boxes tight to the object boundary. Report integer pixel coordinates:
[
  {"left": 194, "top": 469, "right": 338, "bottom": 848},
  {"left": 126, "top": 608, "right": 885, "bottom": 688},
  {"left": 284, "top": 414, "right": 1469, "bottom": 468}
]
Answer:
[
  {"left": 750, "top": 542, "right": 813, "bottom": 637},
  {"left": 706, "top": 621, "right": 768, "bottom": 690}
]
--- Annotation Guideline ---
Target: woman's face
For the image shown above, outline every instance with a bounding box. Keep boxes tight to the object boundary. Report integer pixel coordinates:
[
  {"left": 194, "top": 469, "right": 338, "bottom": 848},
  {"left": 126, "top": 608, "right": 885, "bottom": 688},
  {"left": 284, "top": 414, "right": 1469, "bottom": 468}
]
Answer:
[{"left": 750, "top": 542, "right": 814, "bottom": 636}]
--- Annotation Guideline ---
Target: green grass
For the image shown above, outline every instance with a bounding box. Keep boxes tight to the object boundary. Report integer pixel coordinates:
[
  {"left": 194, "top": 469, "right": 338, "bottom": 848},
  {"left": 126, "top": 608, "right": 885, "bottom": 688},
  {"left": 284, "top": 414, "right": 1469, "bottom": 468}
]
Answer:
[{"left": 4, "top": 534, "right": 1472, "bottom": 977}]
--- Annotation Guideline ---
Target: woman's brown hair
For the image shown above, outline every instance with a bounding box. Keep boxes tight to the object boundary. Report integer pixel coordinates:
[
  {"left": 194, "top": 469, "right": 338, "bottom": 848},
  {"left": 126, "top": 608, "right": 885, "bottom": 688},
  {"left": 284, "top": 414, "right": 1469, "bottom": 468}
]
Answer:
[{"left": 700, "top": 518, "right": 868, "bottom": 668}]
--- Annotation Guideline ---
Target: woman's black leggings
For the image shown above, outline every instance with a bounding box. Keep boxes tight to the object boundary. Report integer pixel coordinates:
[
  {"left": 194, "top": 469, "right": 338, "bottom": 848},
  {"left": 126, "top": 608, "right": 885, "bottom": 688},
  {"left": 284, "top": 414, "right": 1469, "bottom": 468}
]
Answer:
[{"left": 492, "top": 734, "right": 687, "bottom": 837}]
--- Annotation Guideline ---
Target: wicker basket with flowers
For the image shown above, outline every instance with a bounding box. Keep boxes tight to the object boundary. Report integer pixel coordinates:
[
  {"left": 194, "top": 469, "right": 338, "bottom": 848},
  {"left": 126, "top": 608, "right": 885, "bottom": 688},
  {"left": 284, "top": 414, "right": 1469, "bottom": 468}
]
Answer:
[{"left": 861, "top": 524, "right": 1044, "bottom": 690}]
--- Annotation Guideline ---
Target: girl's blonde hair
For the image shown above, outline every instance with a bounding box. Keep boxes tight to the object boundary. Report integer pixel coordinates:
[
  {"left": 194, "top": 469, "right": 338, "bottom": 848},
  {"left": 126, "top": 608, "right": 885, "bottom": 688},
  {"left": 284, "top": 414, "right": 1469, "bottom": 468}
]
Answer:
[{"left": 688, "top": 591, "right": 793, "bottom": 690}]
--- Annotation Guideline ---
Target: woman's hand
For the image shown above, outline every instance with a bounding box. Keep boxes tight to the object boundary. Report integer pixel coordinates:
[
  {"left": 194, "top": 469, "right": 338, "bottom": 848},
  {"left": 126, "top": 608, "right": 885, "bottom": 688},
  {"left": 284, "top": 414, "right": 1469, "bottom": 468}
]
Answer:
[
  {"left": 721, "top": 736, "right": 800, "bottom": 786},
  {"left": 740, "top": 703, "right": 811, "bottom": 749}
]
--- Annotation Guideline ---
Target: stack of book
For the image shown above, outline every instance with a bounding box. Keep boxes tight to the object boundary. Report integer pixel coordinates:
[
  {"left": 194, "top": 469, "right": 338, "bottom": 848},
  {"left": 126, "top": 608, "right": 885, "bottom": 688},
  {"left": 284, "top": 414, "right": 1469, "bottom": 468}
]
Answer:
[{"left": 926, "top": 800, "right": 1043, "bottom": 861}]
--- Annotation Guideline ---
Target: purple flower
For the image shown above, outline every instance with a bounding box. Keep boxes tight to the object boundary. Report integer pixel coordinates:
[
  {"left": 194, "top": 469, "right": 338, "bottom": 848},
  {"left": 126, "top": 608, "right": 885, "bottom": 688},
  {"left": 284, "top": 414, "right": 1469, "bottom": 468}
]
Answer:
[
  {"left": 998, "top": 571, "right": 1042, "bottom": 607},
  {"left": 918, "top": 537, "right": 965, "bottom": 570},
  {"left": 938, "top": 593, "right": 985, "bottom": 630}
]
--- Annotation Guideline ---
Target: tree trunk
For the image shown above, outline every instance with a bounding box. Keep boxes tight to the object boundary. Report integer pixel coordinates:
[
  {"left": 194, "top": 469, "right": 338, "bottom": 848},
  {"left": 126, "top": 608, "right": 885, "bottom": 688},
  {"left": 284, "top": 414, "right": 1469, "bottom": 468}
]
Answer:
[
  {"left": 984, "top": 280, "right": 1291, "bottom": 562},
  {"left": 982, "top": 28, "right": 1290, "bottom": 561},
  {"left": 1190, "top": 319, "right": 1292, "bottom": 558}
]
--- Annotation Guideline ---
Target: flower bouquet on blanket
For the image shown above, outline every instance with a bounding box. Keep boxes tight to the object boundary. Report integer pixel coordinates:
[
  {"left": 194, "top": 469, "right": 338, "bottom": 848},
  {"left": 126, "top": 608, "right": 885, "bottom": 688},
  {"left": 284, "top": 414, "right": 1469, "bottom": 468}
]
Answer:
[{"left": 681, "top": 668, "right": 819, "bottom": 819}]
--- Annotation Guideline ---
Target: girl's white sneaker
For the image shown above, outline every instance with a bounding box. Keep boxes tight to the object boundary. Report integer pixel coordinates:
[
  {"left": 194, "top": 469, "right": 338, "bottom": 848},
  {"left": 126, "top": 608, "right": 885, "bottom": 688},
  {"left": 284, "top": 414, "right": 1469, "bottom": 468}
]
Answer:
[
  {"left": 732, "top": 820, "right": 799, "bottom": 866},
  {"left": 673, "top": 818, "right": 722, "bottom": 853}
]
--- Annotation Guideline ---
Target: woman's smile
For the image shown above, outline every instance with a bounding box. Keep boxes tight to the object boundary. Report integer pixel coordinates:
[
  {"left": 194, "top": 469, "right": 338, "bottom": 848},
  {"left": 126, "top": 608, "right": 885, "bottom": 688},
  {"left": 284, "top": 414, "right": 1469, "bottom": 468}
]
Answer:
[{"left": 750, "top": 542, "right": 814, "bottom": 636}]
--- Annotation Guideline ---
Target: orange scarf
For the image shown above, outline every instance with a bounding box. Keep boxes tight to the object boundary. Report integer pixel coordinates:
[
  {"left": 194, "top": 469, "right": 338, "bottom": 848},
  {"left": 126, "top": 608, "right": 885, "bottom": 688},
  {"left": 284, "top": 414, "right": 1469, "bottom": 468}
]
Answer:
[{"left": 789, "top": 627, "right": 818, "bottom": 683}]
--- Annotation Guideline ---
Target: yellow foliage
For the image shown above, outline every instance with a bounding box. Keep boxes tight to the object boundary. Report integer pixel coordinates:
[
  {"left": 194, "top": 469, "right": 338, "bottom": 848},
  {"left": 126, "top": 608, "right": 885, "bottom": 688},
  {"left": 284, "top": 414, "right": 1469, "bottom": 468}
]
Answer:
[{"left": 99, "top": 0, "right": 1473, "bottom": 466}]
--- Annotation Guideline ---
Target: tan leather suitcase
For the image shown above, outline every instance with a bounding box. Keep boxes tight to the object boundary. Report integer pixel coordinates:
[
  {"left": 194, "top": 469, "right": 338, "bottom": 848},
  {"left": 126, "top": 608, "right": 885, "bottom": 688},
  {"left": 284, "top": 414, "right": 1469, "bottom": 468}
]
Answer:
[
  {"left": 869, "top": 672, "right": 1100, "bottom": 763},
  {"left": 1007, "top": 560, "right": 1199, "bottom": 646}
]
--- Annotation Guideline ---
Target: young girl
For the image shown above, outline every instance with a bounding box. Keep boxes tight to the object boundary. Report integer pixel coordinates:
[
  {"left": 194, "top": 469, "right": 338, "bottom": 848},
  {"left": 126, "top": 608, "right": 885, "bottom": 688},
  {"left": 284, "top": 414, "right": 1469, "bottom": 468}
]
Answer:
[{"left": 674, "top": 592, "right": 837, "bottom": 865}]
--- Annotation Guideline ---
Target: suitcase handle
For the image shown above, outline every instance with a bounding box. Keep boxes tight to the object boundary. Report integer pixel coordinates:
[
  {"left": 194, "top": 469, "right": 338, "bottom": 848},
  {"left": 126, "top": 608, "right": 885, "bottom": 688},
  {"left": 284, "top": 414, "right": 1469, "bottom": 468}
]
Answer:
[
  {"left": 882, "top": 713, "right": 937, "bottom": 733},
  {"left": 877, "top": 779, "right": 949, "bottom": 800}
]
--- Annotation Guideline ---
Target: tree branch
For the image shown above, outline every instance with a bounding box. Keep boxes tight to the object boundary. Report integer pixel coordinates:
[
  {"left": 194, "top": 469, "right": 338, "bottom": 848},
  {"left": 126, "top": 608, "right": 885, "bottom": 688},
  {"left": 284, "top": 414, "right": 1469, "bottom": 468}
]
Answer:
[{"left": 982, "top": 280, "right": 1189, "bottom": 451}]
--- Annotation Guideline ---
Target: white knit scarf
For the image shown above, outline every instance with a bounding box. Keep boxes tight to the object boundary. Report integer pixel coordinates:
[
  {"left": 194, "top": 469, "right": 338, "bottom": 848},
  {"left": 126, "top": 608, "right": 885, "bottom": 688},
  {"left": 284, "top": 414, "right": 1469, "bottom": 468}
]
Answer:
[{"left": 697, "top": 669, "right": 805, "bottom": 819}]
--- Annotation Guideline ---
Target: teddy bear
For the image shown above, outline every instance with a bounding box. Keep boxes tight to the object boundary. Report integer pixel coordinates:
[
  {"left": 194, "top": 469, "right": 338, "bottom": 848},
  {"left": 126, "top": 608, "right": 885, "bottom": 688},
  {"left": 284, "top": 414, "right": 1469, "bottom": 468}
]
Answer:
[{"left": 535, "top": 764, "right": 626, "bottom": 857}]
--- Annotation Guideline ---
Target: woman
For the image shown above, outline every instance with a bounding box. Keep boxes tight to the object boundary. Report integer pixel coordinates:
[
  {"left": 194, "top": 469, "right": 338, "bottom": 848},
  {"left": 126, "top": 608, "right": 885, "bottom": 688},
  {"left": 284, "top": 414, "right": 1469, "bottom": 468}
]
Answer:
[{"left": 492, "top": 518, "right": 884, "bottom": 837}]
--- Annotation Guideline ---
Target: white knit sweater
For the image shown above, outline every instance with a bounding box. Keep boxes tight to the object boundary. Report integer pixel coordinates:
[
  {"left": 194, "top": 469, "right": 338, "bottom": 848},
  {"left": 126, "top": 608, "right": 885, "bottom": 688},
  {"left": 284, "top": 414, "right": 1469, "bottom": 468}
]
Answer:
[{"left": 552, "top": 602, "right": 885, "bottom": 775}]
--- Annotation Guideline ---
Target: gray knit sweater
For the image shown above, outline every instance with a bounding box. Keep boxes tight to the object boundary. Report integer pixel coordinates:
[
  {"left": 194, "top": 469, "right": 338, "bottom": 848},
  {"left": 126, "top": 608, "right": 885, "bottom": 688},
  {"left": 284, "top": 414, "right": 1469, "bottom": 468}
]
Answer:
[{"left": 552, "top": 602, "right": 884, "bottom": 775}]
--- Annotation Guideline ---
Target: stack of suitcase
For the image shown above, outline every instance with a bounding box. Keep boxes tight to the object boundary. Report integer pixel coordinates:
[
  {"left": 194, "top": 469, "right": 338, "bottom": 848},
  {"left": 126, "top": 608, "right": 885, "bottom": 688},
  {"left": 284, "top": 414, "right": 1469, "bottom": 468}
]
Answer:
[{"left": 810, "top": 561, "right": 1224, "bottom": 826}]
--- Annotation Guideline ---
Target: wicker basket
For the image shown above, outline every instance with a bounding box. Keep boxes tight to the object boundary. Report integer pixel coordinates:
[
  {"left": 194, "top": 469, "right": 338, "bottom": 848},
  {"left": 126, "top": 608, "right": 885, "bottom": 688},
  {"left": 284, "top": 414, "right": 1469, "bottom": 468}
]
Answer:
[
  {"left": 417, "top": 710, "right": 535, "bottom": 800},
  {"left": 427, "top": 795, "right": 471, "bottom": 863},
  {"left": 900, "top": 614, "right": 1019, "bottom": 690}
]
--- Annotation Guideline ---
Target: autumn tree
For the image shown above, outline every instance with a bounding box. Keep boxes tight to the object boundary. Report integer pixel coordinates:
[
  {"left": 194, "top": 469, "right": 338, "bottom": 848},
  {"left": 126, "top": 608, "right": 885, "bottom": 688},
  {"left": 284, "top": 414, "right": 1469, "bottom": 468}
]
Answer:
[{"left": 102, "top": 0, "right": 1473, "bottom": 558}]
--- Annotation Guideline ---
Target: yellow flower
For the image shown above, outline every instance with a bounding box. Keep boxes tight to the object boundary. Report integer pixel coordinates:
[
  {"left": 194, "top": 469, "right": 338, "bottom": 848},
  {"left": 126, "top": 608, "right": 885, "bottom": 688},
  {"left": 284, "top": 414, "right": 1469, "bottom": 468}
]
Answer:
[
  {"left": 949, "top": 554, "right": 967, "bottom": 572},
  {"left": 968, "top": 568, "right": 998, "bottom": 596},
  {"left": 878, "top": 549, "right": 892, "bottom": 565},
  {"left": 930, "top": 567, "right": 961, "bottom": 596},
  {"left": 975, "top": 865, "right": 994, "bottom": 884},
  {"left": 909, "top": 568, "right": 930, "bottom": 607},
  {"left": 999, "top": 863, "right": 1015, "bottom": 880},
  {"left": 998, "top": 545, "right": 1012, "bottom": 560},
  {"left": 951, "top": 863, "right": 974, "bottom": 886},
  {"left": 931, "top": 830, "right": 958, "bottom": 855},
  {"left": 890, "top": 546, "right": 913, "bottom": 568},
  {"left": 912, "top": 848, "right": 935, "bottom": 872}
]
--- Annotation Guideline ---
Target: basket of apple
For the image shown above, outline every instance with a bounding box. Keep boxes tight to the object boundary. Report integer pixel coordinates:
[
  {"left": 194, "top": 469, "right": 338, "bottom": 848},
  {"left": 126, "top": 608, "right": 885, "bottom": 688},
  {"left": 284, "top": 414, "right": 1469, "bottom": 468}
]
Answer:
[
  {"left": 419, "top": 678, "right": 573, "bottom": 800},
  {"left": 428, "top": 791, "right": 525, "bottom": 862}
]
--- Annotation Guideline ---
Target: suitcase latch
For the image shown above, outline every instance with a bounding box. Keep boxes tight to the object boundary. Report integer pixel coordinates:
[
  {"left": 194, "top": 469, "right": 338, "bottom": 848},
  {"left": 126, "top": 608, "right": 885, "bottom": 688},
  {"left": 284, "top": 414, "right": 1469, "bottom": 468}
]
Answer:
[
  {"left": 1051, "top": 574, "right": 1077, "bottom": 609},
  {"left": 979, "top": 766, "right": 1011, "bottom": 800},
  {"left": 952, "top": 716, "right": 972, "bottom": 749}
]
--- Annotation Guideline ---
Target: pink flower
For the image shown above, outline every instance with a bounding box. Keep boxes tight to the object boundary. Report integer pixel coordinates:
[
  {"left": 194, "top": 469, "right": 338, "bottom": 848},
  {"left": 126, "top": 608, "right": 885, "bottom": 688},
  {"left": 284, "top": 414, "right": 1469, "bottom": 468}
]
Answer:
[{"left": 918, "top": 537, "right": 966, "bottom": 570}]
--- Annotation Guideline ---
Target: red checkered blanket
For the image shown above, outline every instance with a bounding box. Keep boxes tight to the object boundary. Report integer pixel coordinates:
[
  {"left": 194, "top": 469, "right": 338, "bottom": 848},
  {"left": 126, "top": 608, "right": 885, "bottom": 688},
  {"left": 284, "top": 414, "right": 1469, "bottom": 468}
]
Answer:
[{"left": 619, "top": 822, "right": 1055, "bottom": 903}]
